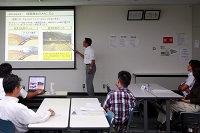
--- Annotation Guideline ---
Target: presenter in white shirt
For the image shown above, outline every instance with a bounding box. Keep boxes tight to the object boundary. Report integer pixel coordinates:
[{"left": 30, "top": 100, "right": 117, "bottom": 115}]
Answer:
[
  {"left": 0, "top": 63, "right": 44, "bottom": 99},
  {"left": 0, "top": 74, "right": 55, "bottom": 133},
  {"left": 75, "top": 38, "right": 96, "bottom": 97}
]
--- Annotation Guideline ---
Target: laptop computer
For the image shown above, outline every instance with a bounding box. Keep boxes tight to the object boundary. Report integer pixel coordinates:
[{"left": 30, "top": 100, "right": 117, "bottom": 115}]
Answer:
[{"left": 28, "top": 76, "right": 46, "bottom": 92}]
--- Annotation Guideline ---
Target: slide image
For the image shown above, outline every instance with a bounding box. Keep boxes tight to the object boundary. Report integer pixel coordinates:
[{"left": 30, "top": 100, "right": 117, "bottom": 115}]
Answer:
[
  {"left": 43, "top": 32, "right": 73, "bottom": 51},
  {"left": 8, "top": 33, "right": 38, "bottom": 60}
]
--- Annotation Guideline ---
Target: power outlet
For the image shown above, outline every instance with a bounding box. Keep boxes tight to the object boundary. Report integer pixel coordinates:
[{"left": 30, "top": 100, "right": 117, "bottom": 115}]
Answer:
[
  {"left": 103, "top": 84, "right": 105, "bottom": 89},
  {"left": 82, "top": 84, "right": 85, "bottom": 88}
]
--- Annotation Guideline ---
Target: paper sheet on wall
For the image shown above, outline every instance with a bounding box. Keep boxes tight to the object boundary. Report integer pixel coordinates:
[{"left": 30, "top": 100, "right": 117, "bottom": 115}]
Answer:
[
  {"left": 169, "top": 48, "right": 179, "bottom": 55},
  {"left": 109, "top": 34, "right": 118, "bottom": 48},
  {"left": 180, "top": 48, "right": 190, "bottom": 62},
  {"left": 194, "top": 40, "right": 199, "bottom": 48},
  {"left": 128, "top": 34, "right": 139, "bottom": 48},
  {"left": 177, "top": 33, "right": 186, "bottom": 46},
  {"left": 119, "top": 34, "right": 128, "bottom": 47}
]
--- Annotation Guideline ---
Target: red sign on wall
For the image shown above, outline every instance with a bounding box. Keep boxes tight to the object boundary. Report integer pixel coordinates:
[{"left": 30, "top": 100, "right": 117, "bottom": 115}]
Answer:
[{"left": 163, "top": 37, "right": 173, "bottom": 44}]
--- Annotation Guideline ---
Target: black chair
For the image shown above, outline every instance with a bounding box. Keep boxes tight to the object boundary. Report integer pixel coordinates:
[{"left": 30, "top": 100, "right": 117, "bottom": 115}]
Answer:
[
  {"left": 106, "top": 84, "right": 111, "bottom": 93},
  {"left": 0, "top": 119, "right": 15, "bottom": 133}
]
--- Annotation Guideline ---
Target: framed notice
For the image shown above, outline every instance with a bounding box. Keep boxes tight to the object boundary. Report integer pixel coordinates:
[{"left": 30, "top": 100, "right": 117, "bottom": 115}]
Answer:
[
  {"left": 144, "top": 10, "right": 161, "bottom": 20},
  {"left": 127, "top": 10, "right": 144, "bottom": 20}
]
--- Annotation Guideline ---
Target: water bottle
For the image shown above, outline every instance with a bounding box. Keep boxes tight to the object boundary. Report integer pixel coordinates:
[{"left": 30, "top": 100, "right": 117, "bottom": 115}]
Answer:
[
  {"left": 50, "top": 82, "right": 55, "bottom": 94},
  {"left": 145, "top": 83, "right": 149, "bottom": 90}
]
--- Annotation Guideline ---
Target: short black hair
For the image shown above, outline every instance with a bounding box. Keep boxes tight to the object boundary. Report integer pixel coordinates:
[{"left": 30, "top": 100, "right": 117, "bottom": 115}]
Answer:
[
  {"left": 118, "top": 71, "right": 131, "bottom": 87},
  {"left": 0, "top": 63, "right": 12, "bottom": 78},
  {"left": 189, "top": 60, "right": 199, "bottom": 67},
  {"left": 3, "top": 74, "right": 21, "bottom": 93},
  {"left": 85, "top": 38, "right": 92, "bottom": 46}
]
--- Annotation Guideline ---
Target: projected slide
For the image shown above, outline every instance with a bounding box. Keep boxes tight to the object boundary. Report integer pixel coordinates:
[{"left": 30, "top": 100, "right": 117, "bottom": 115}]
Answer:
[{"left": 5, "top": 10, "right": 74, "bottom": 62}]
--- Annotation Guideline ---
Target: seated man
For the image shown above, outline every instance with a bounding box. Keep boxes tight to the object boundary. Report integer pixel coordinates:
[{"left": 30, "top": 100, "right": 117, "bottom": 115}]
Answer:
[
  {"left": 157, "top": 61, "right": 200, "bottom": 131},
  {"left": 0, "top": 74, "right": 55, "bottom": 133},
  {"left": 176, "top": 59, "right": 199, "bottom": 96},
  {"left": 103, "top": 71, "right": 136, "bottom": 132},
  {"left": 0, "top": 63, "right": 44, "bottom": 99}
]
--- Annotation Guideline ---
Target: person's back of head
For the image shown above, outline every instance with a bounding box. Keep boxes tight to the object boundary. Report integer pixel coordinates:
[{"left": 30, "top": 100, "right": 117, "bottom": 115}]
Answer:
[
  {"left": 0, "top": 63, "right": 12, "bottom": 78},
  {"left": 118, "top": 71, "right": 131, "bottom": 88},
  {"left": 192, "top": 61, "right": 200, "bottom": 84},
  {"left": 3, "top": 74, "right": 21, "bottom": 94},
  {"left": 85, "top": 38, "right": 92, "bottom": 46},
  {"left": 189, "top": 60, "right": 199, "bottom": 68}
]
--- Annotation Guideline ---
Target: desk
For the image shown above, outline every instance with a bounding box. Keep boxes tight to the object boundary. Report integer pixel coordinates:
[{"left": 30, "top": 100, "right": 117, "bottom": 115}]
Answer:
[
  {"left": 70, "top": 98, "right": 109, "bottom": 130},
  {"left": 19, "top": 91, "right": 68, "bottom": 109},
  {"left": 128, "top": 84, "right": 156, "bottom": 133},
  {"left": 28, "top": 98, "right": 70, "bottom": 130},
  {"left": 133, "top": 73, "right": 188, "bottom": 83},
  {"left": 137, "top": 83, "right": 182, "bottom": 133}
]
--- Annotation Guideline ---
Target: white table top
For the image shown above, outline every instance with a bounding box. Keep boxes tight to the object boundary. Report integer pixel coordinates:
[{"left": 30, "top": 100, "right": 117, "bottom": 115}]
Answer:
[
  {"left": 70, "top": 98, "right": 109, "bottom": 130},
  {"left": 128, "top": 83, "right": 156, "bottom": 99},
  {"left": 28, "top": 98, "right": 70, "bottom": 130},
  {"left": 36, "top": 91, "right": 68, "bottom": 97},
  {"left": 137, "top": 83, "right": 182, "bottom": 99}
]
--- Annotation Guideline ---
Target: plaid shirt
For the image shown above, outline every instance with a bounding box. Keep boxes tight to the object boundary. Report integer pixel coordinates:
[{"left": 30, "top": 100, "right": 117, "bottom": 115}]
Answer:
[{"left": 103, "top": 87, "right": 136, "bottom": 131}]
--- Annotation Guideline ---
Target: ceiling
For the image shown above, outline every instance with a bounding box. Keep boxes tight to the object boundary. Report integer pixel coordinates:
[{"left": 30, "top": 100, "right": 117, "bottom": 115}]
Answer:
[{"left": 0, "top": 0, "right": 200, "bottom": 6}]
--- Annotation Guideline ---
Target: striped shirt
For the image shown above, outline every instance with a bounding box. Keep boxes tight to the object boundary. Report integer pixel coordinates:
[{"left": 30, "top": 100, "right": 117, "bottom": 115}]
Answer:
[{"left": 103, "top": 87, "right": 136, "bottom": 131}]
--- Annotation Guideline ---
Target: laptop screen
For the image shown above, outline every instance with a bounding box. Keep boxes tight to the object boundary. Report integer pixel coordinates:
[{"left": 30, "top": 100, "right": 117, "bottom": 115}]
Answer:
[{"left": 28, "top": 76, "right": 46, "bottom": 91}]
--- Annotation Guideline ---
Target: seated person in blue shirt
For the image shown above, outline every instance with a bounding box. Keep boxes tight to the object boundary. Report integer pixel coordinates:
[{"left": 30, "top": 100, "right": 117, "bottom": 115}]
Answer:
[
  {"left": 157, "top": 61, "right": 200, "bottom": 131},
  {"left": 103, "top": 71, "right": 136, "bottom": 132},
  {"left": 176, "top": 59, "right": 199, "bottom": 96},
  {"left": 0, "top": 74, "right": 55, "bottom": 133},
  {"left": 0, "top": 63, "right": 44, "bottom": 99}
]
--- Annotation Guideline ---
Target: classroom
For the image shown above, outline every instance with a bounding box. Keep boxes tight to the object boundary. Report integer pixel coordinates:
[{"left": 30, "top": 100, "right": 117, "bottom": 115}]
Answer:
[{"left": 0, "top": 0, "right": 200, "bottom": 133}]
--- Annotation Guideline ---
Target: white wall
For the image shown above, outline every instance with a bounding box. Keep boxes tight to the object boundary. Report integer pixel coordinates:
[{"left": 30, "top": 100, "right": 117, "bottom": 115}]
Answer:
[
  {"left": 1, "top": 5, "right": 192, "bottom": 92},
  {"left": 192, "top": 4, "right": 200, "bottom": 60}
]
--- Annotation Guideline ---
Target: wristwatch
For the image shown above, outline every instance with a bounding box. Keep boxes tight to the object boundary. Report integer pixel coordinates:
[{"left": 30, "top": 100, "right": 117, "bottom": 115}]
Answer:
[{"left": 89, "top": 67, "right": 92, "bottom": 69}]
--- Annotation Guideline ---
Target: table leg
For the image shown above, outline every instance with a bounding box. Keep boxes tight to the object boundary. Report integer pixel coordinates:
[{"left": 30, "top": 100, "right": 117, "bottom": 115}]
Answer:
[
  {"left": 165, "top": 99, "right": 171, "bottom": 133},
  {"left": 143, "top": 99, "right": 148, "bottom": 133}
]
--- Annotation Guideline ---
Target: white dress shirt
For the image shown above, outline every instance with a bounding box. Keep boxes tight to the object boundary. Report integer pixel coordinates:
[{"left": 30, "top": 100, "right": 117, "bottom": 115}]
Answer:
[
  {"left": 0, "top": 78, "right": 27, "bottom": 99},
  {"left": 182, "top": 72, "right": 195, "bottom": 96},
  {"left": 84, "top": 46, "right": 95, "bottom": 64},
  {"left": 0, "top": 96, "right": 51, "bottom": 133}
]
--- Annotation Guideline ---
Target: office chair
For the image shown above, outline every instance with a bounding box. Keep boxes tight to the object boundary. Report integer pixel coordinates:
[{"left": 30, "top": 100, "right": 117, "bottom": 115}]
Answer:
[
  {"left": 106, "top": 84, "right": 111, "bottom": 93},
  {"left": 0, "top": 119, "right": 15, "bottom": 133},
  {"left": 126, "top": 107, "right": 135, "bottom": 132},
  {"left": 179, "top": 111, "right": 200, "bottom": 126},
  {"left": 106, "top": 110, "right": 115, "bottom": 133}
]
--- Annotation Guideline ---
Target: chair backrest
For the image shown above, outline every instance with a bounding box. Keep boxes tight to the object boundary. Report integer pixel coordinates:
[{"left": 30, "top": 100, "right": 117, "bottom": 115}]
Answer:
[
  {"left": 127, "top": 108, "right": 135, "bottom": 128},
  {"left": 0, "top": 119, "right": 15, "bottom": 133},
  {"left": 106, "top": 110, "right": 114, "bottom": 133},
  {"left": 106, "top": 84, "right": 111, "bottom": 93}
]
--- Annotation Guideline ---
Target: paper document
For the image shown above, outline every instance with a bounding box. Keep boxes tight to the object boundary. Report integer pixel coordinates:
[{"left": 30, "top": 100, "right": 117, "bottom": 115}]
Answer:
[
  {"left": 80, "top": 103, "right": 104, "bottom": 111},
  {"left": 81, "top": 112, "right": 105, "bottom": 116},
  {"left": 152, "top": 90, "right": 173, "bottom": 93}
]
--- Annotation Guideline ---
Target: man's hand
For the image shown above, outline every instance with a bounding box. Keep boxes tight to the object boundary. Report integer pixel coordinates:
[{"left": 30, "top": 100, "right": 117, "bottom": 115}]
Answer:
[
  {"left": 185, "top": 88, "right": 190, "bottom": 94},
  {"left": 36, "top": 89, "right": 44, "bottom": 94},
  {"left": 48, "top": 109, "right": 55, "bottom": 116},
  {"left": 87, "top": 68, "right": 92, "bottom": 74}
]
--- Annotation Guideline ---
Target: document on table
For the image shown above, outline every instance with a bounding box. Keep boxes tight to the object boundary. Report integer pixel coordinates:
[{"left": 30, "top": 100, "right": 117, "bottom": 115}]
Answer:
[
  {"left": 152, "top": 89, "right": 173, "bottom": 93},
  {"left": 81, "top": 112, "right": 105, "bottom": 116},
  {"left": 80, "top": 103, "right": 104, "bottom": 111}
]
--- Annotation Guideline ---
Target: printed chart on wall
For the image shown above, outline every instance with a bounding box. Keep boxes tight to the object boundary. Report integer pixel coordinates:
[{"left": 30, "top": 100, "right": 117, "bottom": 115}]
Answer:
[{"left": 5, "top": 10, "right": 74, "bottom": 62}]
